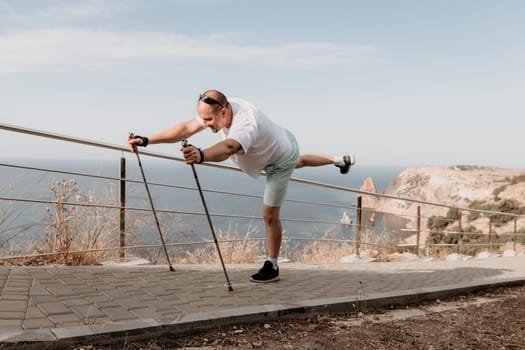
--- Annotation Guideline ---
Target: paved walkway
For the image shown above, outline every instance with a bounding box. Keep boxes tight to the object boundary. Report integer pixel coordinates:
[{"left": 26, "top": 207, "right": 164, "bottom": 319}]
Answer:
[{"left": 1, "top": 255, "right": 525, "bottom": 348}]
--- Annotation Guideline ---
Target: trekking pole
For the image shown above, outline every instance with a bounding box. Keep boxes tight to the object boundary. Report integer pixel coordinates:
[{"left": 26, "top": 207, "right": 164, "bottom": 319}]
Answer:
[
  {"left": 182, "top": 139, "right": 234, "bottom": 292},
  {"left": 129, "top": 133, "right": 175, "bottom": 272}
]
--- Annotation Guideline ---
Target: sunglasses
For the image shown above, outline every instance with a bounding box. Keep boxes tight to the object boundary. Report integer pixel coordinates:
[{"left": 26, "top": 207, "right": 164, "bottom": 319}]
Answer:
[{"left": 199, "top": 94, "right": 225, "bottom": 108}]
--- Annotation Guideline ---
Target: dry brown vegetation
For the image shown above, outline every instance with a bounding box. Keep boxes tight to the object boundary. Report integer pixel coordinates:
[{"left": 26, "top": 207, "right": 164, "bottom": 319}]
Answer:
[{"left": 1, "top": 178, "right": 523, "bottom": 267}]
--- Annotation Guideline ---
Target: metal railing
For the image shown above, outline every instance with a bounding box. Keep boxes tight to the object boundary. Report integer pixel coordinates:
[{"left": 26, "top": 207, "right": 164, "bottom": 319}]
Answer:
[{"left": 1, "top": 122, "right": 524, "bottom": 263}]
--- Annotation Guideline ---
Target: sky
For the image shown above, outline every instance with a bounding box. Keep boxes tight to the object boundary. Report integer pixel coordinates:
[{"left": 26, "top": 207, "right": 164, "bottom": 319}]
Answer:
[{"left": 0, "top": 0, "right": 524, "bottom": 169}]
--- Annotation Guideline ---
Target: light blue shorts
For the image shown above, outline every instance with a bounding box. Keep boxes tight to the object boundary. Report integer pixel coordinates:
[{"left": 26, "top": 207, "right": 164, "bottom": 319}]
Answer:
[{"left": 263, "top": 130, "right": 300, "bottom": 207}]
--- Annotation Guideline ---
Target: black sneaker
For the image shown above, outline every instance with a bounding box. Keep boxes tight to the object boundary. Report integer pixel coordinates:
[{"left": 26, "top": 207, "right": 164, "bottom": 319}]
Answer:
[
  {"left": 250, "top": 261, "right": 280, "bottom": 283},
  {"left": 336, "top": 154, "right": 356, "bottom": 174}
]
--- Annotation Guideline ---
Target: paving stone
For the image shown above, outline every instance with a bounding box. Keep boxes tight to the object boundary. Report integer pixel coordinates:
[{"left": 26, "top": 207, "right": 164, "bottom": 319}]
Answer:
[
  {"left": 0, "top": 319, "right": 23, "bottom": 328},
  {"left": 71, "top": 304, "right": 107, "bottom": 319},
  {"left": 2, "top": 287, "right": 30, "bottom": 295},
  {"left": 59, "top": 278, "right": 85, "bottom": 286},
  {"left": 23, "top": 318, "right": 55, "bottom": 329},
  {"left": 28, "top": 271, "right": 55, "bottom": 280},
  {"left": 0, "top": 300, "right": 27, "bottom": 312},
  {"left": 71, "top": 287, "right": 102, "bottom": 295},
  {"left": 130, "top": 307, "right": 161, "bottom": 319},
  {"left": 25, "top": 306, "right": 47, "bottom": 319},
  {"left": 114, "top": 298, "right": 149, "bottom": 310},
  {"left": 93, "top": 300, "right": 121, "bottom": 309},
  {"left": 46, "top": 285, "right": 77, "bottom": 297},
  {"left": 1, "top": 294, "right": 29, "bottom": 301},
  {"left": 5, "top": 281, "right": 32, "bottom": 288},
  {"left": 48, "top": 313, "right": 82, "bottom": 324},
  {"left": 38, "top": 301, "right": 71, "bottom": 315},
  {"left": 29, "top": 286, "right": 51, "bottom": 296},
  {"left": 0, "top": 312, "right": 25, "bottom": 320},
  {"left": 144, "top": 300, "right": 175, "bottom": 311},
  {"left": 62, "top": 298, "right": 92, "bottom": 307},
  {"left": 85, "top": 295, "right": 114, "bottom": 303},
  {"left": 101, "top": 306, "right": 138, "bottom": 321},
  {"left": 30, "top": 295, "right": 59, "bottom": 303}
]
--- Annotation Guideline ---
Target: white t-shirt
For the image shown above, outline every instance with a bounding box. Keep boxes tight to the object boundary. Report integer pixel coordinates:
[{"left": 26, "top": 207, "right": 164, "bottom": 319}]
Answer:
[{"left": 197, "top": 97, "right": 292, "bottom": 178}]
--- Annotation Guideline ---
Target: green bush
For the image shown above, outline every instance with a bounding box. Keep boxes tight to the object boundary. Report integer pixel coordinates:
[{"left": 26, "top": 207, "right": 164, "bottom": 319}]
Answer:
[
  {"left": 490, "top": 199, "right": 521, "bottom": 226},
  {"left": 446, "top": 208, "right": 461, "bottom": 221},
  {"left": 427, "top": 215, "right": 450, "bottom": 231},
  {"left": 467, "top": 199, "right": 523, "bottom": 226},
  {"left": 492, "top": 185, "right": 507, "bottom": 200},
  {"left": 467, "top": 200, "right": 486, "bottom": 221},
  {"left": 510, "top": 174, "right": 525, "bottom": 185}
]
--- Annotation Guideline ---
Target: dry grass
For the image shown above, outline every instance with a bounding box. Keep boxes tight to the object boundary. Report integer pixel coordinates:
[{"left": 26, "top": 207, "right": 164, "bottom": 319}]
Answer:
[
  {"left": 0, "top": 179, "right": 431, "bottom": 266},
  {"left": 26, "top": 179, "right": 119, "bottom": 265},
  {"left": 176, "top": 225, "right": 265, "bottom": 264},
  {"left": 295, "top": 226, "right": 396, "bottom": 263}
]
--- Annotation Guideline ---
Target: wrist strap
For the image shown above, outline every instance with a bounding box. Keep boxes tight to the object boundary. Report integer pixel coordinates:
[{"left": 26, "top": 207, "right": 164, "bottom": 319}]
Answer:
[
  {"left": 197, "top": 148, "right": 204, "bottom": 164},
  {"left": 131, "top": 134, "right": 148, "bottom": 147}
]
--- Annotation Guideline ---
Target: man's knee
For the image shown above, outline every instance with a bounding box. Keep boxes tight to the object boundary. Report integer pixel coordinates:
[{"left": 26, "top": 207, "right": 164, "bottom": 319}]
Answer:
[{"left": 263, "top": 206, "right": 280, "bottom": 225}]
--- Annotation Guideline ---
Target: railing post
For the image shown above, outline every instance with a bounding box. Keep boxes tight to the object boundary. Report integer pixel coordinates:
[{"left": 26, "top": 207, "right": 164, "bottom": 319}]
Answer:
[
  {"left": 416, "top": 206, "right": 421, "bottom": 256},
  {"left": 488, "top": 216, "right": 493, "bottom": 254},
  {"left": 513, "top": 218, "right": 517, "bottom": 251},
  {"left": 356, "top": 196, "right": 362, "bottom": 256},
  {"left": 457, "top": 210, "right": 463, "bottom": 255},
  {"left": 119, "top": 157, "right": 126, "bottom": 259}
]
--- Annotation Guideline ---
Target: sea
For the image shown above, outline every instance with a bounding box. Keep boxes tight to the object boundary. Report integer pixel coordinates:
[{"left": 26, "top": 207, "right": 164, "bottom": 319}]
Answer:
[{"left": 0, "top": 157, "right": 405, "bottom": 251}]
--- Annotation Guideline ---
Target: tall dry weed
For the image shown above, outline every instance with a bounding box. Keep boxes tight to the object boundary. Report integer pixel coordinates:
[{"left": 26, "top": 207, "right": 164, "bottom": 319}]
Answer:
[
  {"left": 176, "top": 225, "right": 264, "bottom": 264},
  {"left": 33, "top": 179, "right": 119, "bottom": 265},
  {"left": 296, "top": 225, "right": 396, "bottom": 263}
]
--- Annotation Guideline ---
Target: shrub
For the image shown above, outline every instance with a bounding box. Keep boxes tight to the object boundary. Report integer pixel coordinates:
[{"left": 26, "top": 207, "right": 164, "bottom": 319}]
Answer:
[
  {"left": 446, "top": 208, "right": 461, "bottom": 222},
  {"left": 492, "top": 185, "right": 507, "bottom": 201},
  {"left": 427, "top": 215, "right": 449, "bottom": 231},
  {"left": 490, "top": 199, "right": 521, "bottom": 226},
  {"left": 35, "top": 179, "right": 118, "bottom": 265},
  {"left": 467, "top": 200, "right": 486, "bottom": 221},
  {"left": 510, "top": 174, "right": 525, "bottom": 185}
]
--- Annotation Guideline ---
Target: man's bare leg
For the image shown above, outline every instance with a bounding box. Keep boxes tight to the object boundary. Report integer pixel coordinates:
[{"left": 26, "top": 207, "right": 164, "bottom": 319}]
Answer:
[
  {"left": 249, "top": 204, "right": 282, "bottom": 283},
  {"left": 295, "top": 154, "right": 334, "bottom": 168},
  {"left": 262, "top": 204, "right": 282, "bottom": 259}
]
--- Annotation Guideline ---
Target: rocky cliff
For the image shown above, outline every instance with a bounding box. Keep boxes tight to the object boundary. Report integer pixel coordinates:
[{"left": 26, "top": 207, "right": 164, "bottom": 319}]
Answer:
[{"left": 373, "top": 166, "right": 525, "bottom": 238}]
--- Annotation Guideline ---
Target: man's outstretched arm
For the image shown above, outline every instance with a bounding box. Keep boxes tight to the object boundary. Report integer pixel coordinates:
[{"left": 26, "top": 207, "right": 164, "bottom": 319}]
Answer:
[{"left": 128, "top": 119, "right": 204, "bottom": 152}]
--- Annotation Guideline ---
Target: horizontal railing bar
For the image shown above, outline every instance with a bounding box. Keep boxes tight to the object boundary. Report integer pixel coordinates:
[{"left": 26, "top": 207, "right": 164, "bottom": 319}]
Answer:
[
  {"left": 0, "top": 237, "right": 393, "bottom": 261},
  {"left": 0, "top": 122, "right": 192, "bottom": 165},
  {"left": 427, "top": 231, "right": 525, "bottom": 237},
  {"left": 1, "top": 195, "right": 520, "bottom": 240},
  {"left": 6, "top": 122, "right": 524, "bottom": 217},
  {"left": 0, "top": 162, "right": 355, "bottom": 211},
  {"left": 0, "top": 162, "right": 122, "bottom": 182},
  {"left": 0, "top": 196, "right": 353, "bottom": 226},
  {"left": 428, "top": 243, "right": 506, "bottom": 247},
  {"left": 2, "top": 236, "right": 517, "bottom": 261}
]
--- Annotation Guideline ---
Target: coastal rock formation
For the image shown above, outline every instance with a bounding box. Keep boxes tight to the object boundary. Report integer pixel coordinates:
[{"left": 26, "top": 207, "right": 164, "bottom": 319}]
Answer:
[
  {"left": 359, "top": 176, "right": 378, "bottom": 225},
  {"left": 374, "top": 166, "right": 525, "bottom": 237}
]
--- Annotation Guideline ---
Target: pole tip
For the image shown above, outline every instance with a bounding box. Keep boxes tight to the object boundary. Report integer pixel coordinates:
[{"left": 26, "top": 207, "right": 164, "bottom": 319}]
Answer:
[
  {"left": 169, "top": 266, "right": 175, "bottom": 272},
  {"left": 227, "top": 286, "right": 234, "bottom": 292}
]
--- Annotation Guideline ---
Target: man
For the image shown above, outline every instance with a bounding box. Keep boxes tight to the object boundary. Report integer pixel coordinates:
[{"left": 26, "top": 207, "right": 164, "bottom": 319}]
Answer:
[{"left": 127, "top": 89, "right": 355, "bottom": 283}]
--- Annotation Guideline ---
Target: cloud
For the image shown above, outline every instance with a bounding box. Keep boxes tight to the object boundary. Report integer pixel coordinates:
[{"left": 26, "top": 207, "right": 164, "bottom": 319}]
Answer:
[
  {"left": 0, "top": 1, "right": 381, "bottom": 72},
  {"left": 0, "top": 28, "right": 380, "bottom": 73},
  {"left": 0, "top": 0, "right": 137, "bottom": 26}
]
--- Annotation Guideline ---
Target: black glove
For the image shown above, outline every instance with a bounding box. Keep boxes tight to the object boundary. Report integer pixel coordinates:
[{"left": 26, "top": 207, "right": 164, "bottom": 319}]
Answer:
[
  {"left": 181, "top": 139, "right": 204, "bottom": 164},
  {"left": 129, "top": 133, "right": 149, "bottom": 147}
]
